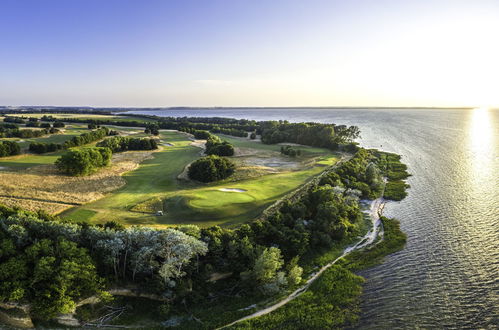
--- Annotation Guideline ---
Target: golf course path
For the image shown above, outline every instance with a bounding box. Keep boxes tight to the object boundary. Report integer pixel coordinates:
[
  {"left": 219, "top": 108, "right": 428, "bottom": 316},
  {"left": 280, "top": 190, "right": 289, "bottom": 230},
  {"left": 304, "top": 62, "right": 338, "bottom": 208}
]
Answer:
[{"left": 219, "top": 196, "right": 386, "bottom": 329}]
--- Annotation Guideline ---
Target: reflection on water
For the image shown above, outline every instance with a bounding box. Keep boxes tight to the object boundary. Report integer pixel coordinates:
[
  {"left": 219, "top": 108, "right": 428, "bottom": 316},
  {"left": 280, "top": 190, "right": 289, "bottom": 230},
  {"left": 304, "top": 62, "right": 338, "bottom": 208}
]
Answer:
[{"left": 469, "top": 108, "right": 495, "bottom": 191}]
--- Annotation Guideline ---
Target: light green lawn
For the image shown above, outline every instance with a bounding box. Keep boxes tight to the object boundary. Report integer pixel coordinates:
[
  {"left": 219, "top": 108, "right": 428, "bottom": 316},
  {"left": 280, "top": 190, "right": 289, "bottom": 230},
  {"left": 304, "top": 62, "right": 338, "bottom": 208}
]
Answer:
[{"left": 62, "top": 132, "right": 338, "bottom": 227}]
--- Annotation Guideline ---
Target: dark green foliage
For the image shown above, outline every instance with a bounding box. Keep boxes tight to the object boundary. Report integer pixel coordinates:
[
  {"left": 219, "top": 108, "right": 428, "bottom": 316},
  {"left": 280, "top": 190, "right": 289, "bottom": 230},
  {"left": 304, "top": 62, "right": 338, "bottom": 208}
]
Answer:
[
  {"left": 342, "top": 217, "right": 407, "bottom": 271},
  {"left": 384, "top": 181, "right": 410, "bottom": 200},
  {"left": 188, "top": 155, "right": 235, "bottom": 182},
  {"left": 233, "top": 265, "right": 363, "bottom": 329},
  {"left": 280, "top": 145, "right": 301, "bottom": 157},
  {"left": 0, "top": 127, "right": 47, "bottom": 138},
  {"left": 96, "top": 136, "right": 158, "bottom": 153},
  {"left": 3, "top": 116, "right": 25, "bottom": 124},
  {"left": 0, "top": 140, "right": 21, "bottom": 157},
  {"left": 29, "top": 142, "right": 62, "bottom": 154},
  {"left": 55, "top": 147, "right": 112, "bottom": 176},
  {"left": 0, "top": 231, "right": 105, "bottom": 320},
  {"left": 52, "top": 121, "right": 65, "bottom": 128},
  {"left": 210, "top": 126, "right": 247, "bottom": 137},
  {"left": 205, "top": 134, "right": 235, "bottom": 156},
  {"left": 144, "top": 123, "right": 159, "bottom": 135},
  {"left": 63, "top": 127, "right": 109, "bottom": 148},
  {"left": 250, "top": 132, "right": 256, "bottom": 139},
  {"left": 40, "top": 123, "right": 51, "bottom": 129},
  {"left": 260, "top": 121, "right": 360, "bottom": 149},
  {"left": 370, "top": 150, "right": 410, "bottom": 200},
  {"left": 192, "top": 130, "right": 211, "bottom": 139}
]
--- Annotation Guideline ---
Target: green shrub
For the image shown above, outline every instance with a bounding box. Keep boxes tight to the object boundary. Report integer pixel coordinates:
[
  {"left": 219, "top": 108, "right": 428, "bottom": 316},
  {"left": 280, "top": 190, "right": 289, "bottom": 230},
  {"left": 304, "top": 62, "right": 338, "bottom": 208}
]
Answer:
[
  {"left": 188, "top": 155, "right": 235, "bottom": 182},
  {"left": 55, "top": 147, "right": 112, "bottom": 176}
]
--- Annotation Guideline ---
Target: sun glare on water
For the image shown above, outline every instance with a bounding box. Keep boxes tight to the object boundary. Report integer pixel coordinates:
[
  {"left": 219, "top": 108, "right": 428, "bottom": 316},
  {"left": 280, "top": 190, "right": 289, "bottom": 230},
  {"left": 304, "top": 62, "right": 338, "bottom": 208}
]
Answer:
[{"left": 468, "top": 107, "right": 495, "bottom": 193}]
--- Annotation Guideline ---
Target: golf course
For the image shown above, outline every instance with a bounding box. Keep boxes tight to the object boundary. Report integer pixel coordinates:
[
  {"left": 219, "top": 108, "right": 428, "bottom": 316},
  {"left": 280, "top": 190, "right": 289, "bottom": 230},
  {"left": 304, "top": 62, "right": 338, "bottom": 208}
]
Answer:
[{"left": 61, "top": 130, "right": 339, "bottom": 227}]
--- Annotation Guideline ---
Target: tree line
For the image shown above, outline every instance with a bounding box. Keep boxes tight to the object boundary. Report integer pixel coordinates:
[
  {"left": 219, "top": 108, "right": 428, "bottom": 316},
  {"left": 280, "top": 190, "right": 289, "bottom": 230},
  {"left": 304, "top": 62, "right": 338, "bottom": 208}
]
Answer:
[{"left": 96, "top": 136, "right": 158, "bottom": 153}]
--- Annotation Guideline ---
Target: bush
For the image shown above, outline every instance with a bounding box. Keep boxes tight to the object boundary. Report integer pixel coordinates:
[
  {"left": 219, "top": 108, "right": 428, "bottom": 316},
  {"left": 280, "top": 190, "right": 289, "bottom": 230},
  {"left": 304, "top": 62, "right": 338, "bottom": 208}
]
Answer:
[
  {"left": 29, "top": 142, "right": 62, "bottom": 154},
  {"left": 188, "top": 155, "right": 235, "bottom": 182},
  {"left": 205, "top": 135, "right": 234, "bottom": 156},
  {"left": 0, "top": 141, "right": 21, "bottom": 157},
  {"left": 384, "top": 181, "right": 409, "bottom": 201},
  {"left": 55, "top": 147, "right": 112, "bottom": 176},
  {"left": 53, "top": 121, "right": 65, "bottom": 128},
  {"left": 97, "top": 136, "right": 158, "bottom": 153}
]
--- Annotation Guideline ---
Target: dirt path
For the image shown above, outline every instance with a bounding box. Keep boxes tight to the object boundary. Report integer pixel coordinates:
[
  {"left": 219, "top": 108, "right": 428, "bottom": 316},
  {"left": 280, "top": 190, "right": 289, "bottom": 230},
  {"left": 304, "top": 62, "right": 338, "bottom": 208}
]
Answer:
[{"left": 219, "top": 195, "right": 386, "bottom": 329}]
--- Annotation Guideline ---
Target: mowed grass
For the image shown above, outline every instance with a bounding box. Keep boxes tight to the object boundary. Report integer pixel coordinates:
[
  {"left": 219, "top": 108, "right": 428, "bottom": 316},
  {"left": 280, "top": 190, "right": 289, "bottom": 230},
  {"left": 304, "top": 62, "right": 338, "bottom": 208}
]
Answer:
[{"left": 62, "top": 132, "right": 338, "bottom": 227}]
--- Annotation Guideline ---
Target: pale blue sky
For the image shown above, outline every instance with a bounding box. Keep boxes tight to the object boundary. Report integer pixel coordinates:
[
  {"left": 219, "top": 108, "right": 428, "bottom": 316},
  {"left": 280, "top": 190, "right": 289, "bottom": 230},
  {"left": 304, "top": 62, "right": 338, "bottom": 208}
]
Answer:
[{"left": 1, "top": 0, "right": 498, "bottom": 107}]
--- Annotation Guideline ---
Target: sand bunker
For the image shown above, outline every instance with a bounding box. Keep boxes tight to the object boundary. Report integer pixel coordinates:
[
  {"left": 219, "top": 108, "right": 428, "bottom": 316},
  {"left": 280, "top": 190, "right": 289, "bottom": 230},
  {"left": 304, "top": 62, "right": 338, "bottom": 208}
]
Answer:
[
  {"left": 163, "top": 142, "right": 174, "bottom": 146},
  {"left": 218, "top": 188, "right": 247, "bottom": 192},
  {"left": 0, "top": 166, "right": 7, "bottom": 170}
]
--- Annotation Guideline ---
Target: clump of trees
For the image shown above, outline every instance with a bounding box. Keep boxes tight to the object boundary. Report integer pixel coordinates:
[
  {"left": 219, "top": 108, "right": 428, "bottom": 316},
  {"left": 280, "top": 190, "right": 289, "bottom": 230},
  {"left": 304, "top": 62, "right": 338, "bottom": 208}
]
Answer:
[
  {"left": 55, "top": 147, "right": 112, "bottom": 176},
  {"left": 280, "top": 145, "right": 301, "bottom": 157},
  {"left": 3, "top": 116, "right": 25, "bottom": 124},
  {"left": 63, "top": 127, "right": 109, "bottom": 148},
  {"left": 29, "top": 142, "right": 63, "bottom": 154},
  {"left": 53, "top": 121, "right": 65, "bottom": 128},
  {"left": 0, "top": 140, "right": 21, "bottom": 157},
  {"left": 0, "top": 208, "right": 208, "bottom": 321},
  {"left": 259, "top": 121, "right": 360, "bottom": 149},
  {"left": 97, "top": 136, "right": 158, "bottom": 153},
  {"left": 145, "top": 123, "right": 159, "bottom": 135},
  {"left": 205, "top": 134, "right": 234, "bottom": 156},
  {"left": 0, "top": 128, "right": 49, "bottom": 138},
  {"left": 188, "top": 155, "right": 235, "bottom": 182}
]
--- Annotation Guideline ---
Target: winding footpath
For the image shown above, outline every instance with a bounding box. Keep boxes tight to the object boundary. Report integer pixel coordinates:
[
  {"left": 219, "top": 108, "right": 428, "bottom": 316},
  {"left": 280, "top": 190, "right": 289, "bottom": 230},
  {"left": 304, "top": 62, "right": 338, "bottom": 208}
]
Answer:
[{"left": 219, "top": 196, "right": 386, "bottom": 329}]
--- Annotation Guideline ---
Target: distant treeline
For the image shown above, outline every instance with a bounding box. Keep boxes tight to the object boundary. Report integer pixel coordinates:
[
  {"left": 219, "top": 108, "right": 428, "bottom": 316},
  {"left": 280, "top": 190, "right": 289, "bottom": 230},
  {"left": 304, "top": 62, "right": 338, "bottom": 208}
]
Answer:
[{"left": 4, "top": 113, "right": 360, "bottom": 150}]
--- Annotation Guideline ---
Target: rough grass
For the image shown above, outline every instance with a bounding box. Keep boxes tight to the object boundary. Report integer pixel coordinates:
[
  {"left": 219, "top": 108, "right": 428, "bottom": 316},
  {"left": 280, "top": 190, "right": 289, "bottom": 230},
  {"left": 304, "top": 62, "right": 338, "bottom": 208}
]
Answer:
[{"left": 0, "top": 150, "right": 156, "bottom": 214}]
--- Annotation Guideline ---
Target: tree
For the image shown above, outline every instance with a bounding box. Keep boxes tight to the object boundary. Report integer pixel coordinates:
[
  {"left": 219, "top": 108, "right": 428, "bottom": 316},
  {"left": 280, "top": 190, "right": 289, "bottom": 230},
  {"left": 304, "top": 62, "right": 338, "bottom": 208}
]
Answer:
[
  {"left": 188, "top": 155, "right": 235, "bottom": 182},
  {"left": 253, "top": 247, "right": 284, "bottom": 283},
  {"left": 55, "top": 147, "right": 112, "bottom": 176}
]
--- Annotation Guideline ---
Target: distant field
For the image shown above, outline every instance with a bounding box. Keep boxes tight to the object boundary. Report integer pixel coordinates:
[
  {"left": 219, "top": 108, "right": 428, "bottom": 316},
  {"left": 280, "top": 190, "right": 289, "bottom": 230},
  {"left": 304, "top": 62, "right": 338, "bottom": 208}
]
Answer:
[{"left": 62, "top": 132, "right": 338, "bottom": 227}]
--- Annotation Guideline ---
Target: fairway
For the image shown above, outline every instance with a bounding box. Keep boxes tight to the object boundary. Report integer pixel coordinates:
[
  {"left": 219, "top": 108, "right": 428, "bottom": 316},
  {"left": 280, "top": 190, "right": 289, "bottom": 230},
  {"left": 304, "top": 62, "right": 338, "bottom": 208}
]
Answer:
[{"left": 62, "top": 131, "right": 339, "bottom": 227}]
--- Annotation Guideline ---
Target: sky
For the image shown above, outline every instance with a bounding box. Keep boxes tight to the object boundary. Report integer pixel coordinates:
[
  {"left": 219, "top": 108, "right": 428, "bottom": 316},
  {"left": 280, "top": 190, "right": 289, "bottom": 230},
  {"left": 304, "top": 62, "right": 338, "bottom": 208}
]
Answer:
[{"left": 1, "top": 0, "right": 498, "bottom": 108}]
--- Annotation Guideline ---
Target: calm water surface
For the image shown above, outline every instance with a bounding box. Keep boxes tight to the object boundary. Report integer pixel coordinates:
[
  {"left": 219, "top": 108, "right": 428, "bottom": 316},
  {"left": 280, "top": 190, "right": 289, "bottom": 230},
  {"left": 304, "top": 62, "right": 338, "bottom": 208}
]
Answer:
[{"left": 130, "top": 108, "right": 498, "bottom": 329}]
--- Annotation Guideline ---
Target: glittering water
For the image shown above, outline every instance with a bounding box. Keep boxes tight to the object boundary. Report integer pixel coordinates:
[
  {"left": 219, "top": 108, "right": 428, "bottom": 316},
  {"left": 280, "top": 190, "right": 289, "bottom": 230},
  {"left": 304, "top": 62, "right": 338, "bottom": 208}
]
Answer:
[{"left": 129, "top": 108, "right": 499, "bottom": 329}]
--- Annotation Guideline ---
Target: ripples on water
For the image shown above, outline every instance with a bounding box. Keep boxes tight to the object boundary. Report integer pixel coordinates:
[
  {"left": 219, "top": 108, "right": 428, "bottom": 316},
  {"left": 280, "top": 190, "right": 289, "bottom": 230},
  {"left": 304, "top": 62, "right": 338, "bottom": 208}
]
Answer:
[{"left": 130, "top": 108, "right": 498, "bottom": 329}]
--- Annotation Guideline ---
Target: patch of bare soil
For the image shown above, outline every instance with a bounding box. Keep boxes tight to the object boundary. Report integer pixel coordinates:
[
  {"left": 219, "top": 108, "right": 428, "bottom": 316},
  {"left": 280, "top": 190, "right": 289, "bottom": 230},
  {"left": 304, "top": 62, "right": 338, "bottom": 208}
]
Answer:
[{"left": 0, "top": 150, "right": 157, "bottom": 214}]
